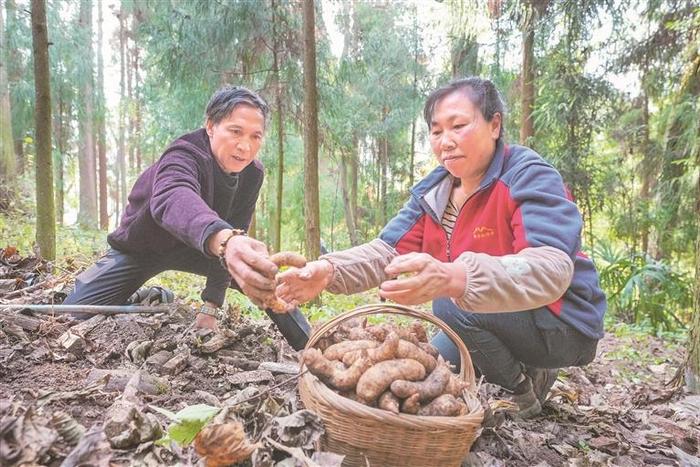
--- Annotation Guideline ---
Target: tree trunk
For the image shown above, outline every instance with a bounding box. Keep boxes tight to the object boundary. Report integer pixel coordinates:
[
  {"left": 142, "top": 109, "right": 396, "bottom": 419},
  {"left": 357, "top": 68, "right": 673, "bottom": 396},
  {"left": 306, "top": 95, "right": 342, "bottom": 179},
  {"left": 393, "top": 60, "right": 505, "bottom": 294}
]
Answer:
[
  {"left": 688, "top": 171, "right": 700, "bottom": 393},
  {"left": 350, "top": 137, "right": 358, "bottom": 242},
  {"left": 302, "top": 0, "right": 320, "bottom": 261},
  {"left": 272, "top": 0, "right": 284, "bottom": 253},
  {"left": 0, "top": 1, "right": 16, "bottom": 182},
  {"left": 339, "top": 149, "right": 358, "bottom": 246},
  {"left": 96, "top": 0, "right": 108, "bottom": 230},
  {"left": 133, "top": 43, "right": 142, "bottom": 172},
  {"left": 248, "top": 209, "right": 257, "bottom": 239},
  {"left": 127, "top": 16, "right": 134, "bottom": 171},
  {"left": 5, "top": 0, "right": 23, "bottom": 175},
  {"left": 117, "top": 5, "right": 127, "bottom": 217},
  {"left": 30, "top": 0, "right": 55, "bottom": 260},
  {"left": 639, "top": 90, "right": 652, "bottom": 255},
  {"left": 379, "top": 124, "right": 389, "bottom": 226},
  {"left": 77, "top": 0, "right": 97, "bottom": 229},
  {"left": 52, "top": 92, "right": 67, "bottom": 225},
  {"left": 519, "top": 3, "right": 535, "bottom": 144},
  {"left": 685, "top": 49, "right": 700, "bottom": 394}
]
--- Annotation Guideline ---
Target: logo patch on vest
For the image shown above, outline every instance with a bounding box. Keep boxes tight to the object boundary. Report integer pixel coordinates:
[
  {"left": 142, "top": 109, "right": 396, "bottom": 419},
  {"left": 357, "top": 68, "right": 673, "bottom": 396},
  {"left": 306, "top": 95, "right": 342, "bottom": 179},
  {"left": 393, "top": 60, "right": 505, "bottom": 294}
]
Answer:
[{"left": 473, "top": 226, "right": 495, "bottom": 239}]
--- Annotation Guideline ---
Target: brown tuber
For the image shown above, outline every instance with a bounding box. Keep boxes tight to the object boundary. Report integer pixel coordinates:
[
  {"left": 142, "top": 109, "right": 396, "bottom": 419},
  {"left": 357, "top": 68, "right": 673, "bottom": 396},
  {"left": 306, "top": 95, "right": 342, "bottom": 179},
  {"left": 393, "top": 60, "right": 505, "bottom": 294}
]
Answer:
[
  {"left": 355, "top": 358, "right": 426, "bottom": 403},
  {"left": 396, "top": 339, "right": 437, "bottom": 372},
  {"left": 377, "top": 391, "right": 400, "bottom": 414},
  {"left": 416, "top": 394, "right": 468, "bottom": 417},
  {"left": 390, "top": 363, "right": 452, "bottom": 401},
  {"left": 342, "top": 332, "right": 400, "bottom": 366},
  {"left": 400, "top": 393, "right": 421, "bottom": 415},
  {"left": 265, "top": 252, "right": 308, "bottom": 312},
  {"left": 303, "top": 348, "right": 372, "bottom": 391},
  {"left": 323, "top": 339, "right": 378, "bottom": 361}
]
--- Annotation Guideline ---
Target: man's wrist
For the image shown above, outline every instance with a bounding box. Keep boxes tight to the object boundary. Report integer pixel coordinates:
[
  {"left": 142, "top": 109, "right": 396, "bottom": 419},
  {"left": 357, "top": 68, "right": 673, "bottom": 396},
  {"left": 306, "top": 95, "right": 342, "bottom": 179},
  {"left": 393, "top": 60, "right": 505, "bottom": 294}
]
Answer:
[
  {"left": 215, "top": 228, "right": 246, "bottom": 269},
  {"left": 208, "top": 229, "right": 232, "bottom": 257}
]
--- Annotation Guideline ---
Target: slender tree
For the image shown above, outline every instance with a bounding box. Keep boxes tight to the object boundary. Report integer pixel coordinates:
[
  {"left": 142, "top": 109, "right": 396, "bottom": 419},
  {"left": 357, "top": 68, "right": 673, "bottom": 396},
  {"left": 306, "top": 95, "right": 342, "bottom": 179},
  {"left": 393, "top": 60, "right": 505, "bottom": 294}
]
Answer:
[
  {"left": 302, "top": 0, "right": 320, "bottom": 260},
  {"left": 271, "top": 0, "right": 284, "bottom": 253},
  {"left": 0, "top": 1, "right": 15, "bottom": 182},
  {"left": 520, "top": 0, "right": 548, "bottom": 145},
  {"left": 30, "top": 0, "right": 55, "bottom": 260},
  {"left": 77, "top": 0, "right": 97, "bottom": 228},
  {"left": 117, "top": 4, "right": 127, "bottom": 218},
  {"left": 96, "top": 0, "right": 107, "bottom": 229}
]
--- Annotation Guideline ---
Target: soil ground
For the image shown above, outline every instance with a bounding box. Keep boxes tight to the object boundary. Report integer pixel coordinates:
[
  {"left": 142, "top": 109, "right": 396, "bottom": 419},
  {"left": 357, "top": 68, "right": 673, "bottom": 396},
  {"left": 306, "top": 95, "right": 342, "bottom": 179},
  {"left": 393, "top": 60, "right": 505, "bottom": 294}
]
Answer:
[{"left": 1, "top": 249, "right": 698, "bottom": 466}]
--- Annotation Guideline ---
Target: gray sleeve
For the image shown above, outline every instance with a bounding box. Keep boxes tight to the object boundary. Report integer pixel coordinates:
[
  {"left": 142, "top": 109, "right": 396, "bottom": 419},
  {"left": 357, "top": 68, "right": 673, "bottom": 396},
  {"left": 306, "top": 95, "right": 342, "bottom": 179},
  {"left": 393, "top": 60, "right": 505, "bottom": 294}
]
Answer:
[{"left": 321, "top": 238, "right": 399, "bottom": 294}]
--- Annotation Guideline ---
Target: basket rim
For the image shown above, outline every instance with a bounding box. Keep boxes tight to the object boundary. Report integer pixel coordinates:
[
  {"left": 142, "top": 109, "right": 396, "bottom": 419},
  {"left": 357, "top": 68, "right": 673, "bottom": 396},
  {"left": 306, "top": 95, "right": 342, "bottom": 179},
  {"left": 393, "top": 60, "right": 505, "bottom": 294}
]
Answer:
[{"left": 302, "top": 303, "right": 476, "bottom": 386}]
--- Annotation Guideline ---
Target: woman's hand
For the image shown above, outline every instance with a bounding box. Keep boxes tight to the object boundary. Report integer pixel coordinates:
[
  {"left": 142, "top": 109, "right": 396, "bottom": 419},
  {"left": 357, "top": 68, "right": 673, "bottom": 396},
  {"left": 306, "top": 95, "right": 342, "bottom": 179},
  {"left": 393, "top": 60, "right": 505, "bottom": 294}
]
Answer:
[
  {"left": 379, "top": 253, "right": 466, "bottom": 305},
  {"left": 276, "top": 259, "right": 334, "bottom": 305}
]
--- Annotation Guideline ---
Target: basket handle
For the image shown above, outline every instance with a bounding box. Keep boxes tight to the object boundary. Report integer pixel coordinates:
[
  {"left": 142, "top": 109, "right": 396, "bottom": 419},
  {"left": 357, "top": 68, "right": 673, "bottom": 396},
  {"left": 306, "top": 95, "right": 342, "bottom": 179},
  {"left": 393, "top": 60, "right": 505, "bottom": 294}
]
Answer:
[{"left": 302, "top": 303, "right": 476, "bottom": 387}]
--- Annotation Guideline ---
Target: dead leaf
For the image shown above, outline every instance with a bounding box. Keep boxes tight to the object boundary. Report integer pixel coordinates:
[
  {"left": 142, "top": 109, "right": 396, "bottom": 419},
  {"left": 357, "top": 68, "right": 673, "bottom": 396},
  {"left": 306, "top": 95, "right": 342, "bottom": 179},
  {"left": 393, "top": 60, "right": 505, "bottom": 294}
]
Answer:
[
  {"left": 60, "top": 425, "right": 113, "bottom": 467},
  {"left": 672, "top": 445, "right": 700, "bottom": 467},
  {"left": 0, "top": 403, "right": 58, "bottom": 465},
  {"left": 265, "top": 410, "right": 324, "bottom": 450}
]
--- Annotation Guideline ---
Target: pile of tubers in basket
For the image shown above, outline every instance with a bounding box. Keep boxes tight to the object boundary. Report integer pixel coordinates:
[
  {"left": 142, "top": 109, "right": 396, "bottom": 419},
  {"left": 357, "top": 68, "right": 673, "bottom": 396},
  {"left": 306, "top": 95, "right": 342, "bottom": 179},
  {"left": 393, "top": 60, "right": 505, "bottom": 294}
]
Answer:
[{"left": 302, "top": 318, "right": 469, "bottom": 417}]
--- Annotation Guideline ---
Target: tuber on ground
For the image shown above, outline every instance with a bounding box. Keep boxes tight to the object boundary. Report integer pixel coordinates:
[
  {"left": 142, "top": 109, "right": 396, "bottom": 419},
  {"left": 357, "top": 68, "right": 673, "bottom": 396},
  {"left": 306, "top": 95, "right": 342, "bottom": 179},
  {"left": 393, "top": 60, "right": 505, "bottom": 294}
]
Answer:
[{"left": 355, "top": 358, "right": 426, "bottom": 403}]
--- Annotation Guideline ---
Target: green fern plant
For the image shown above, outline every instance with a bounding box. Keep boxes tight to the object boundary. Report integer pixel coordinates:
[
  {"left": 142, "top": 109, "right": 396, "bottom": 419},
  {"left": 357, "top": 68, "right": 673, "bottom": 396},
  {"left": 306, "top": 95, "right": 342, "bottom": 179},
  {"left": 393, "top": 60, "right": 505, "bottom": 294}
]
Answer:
[{"left": 594, "top": 241, "right": 693, "bottom": 333}]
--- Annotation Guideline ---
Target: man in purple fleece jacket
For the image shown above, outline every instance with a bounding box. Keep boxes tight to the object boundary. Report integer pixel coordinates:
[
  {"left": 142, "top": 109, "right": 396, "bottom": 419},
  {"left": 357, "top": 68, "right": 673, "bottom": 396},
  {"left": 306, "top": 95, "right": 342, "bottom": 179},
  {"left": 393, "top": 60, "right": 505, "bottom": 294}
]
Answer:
[{"left": 63, "top": 86, "right": 310, "bottom": 349}]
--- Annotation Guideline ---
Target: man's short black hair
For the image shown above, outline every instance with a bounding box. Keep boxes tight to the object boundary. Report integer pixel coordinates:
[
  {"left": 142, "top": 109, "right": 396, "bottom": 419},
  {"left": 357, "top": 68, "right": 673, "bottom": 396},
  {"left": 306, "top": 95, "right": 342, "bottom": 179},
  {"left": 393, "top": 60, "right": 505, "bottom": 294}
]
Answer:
[
  {"left": 423, "top": 77, "right": 506, "bottom": 140},
  {"left": 205, "top": 85, "right": 270, "bottom": 126}
]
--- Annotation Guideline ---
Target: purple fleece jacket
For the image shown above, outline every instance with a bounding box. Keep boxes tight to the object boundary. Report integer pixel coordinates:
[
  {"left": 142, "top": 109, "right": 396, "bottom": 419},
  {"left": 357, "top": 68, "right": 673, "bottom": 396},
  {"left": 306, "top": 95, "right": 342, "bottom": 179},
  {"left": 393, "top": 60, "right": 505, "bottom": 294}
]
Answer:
[{"left": 107, "top": 128, "right": 263, "bottom": 256}]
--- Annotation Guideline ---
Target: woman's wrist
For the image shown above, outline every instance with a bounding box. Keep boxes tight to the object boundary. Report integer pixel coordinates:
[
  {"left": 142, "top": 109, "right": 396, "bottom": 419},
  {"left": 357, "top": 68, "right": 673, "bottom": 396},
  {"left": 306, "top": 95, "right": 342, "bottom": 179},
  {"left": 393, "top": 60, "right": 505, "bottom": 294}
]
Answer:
[
  {"left": 444, "top": 262, "right": 467, "bottom": 298},
  {"left": 319, "top": 259, "right": 335, "bottom": 286}
]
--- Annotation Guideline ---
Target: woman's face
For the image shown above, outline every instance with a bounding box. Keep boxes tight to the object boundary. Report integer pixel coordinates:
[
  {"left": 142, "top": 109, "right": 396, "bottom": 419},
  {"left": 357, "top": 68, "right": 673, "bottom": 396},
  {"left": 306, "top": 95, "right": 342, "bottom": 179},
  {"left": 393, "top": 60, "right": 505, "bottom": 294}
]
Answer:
[{"left": 428, "top": 90, "right": 501, "bottom": 184}]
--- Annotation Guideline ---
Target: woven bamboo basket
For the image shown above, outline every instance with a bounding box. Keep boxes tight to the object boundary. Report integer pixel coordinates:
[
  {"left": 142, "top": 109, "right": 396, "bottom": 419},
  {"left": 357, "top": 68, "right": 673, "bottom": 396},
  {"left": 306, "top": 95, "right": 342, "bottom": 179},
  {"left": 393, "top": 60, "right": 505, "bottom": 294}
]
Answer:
[{"left": 298, "top": 303, "right": 484, "bottom": 467}]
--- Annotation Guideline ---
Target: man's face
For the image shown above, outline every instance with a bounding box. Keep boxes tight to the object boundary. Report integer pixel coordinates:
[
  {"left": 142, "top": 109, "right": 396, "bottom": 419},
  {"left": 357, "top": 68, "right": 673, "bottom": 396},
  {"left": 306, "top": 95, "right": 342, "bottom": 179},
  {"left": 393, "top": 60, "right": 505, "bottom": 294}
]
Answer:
[{"left": 206, "top": 105, "right": 265, "bottom": 173}]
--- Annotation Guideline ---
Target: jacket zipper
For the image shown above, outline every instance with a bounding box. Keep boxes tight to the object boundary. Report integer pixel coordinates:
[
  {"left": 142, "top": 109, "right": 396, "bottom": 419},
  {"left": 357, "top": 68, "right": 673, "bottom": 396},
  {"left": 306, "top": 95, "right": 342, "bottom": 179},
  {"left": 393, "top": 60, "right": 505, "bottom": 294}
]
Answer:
[{"left": 443, "top": 180, "right": 493, "bottom": 261}]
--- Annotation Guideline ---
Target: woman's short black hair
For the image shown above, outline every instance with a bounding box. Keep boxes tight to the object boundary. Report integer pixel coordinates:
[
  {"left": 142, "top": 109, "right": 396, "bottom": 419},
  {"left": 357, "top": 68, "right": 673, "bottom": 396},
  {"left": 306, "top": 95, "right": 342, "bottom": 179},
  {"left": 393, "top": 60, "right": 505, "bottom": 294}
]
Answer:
[{"left": 423, "top": 77, "right": 506, "bottom": 140}]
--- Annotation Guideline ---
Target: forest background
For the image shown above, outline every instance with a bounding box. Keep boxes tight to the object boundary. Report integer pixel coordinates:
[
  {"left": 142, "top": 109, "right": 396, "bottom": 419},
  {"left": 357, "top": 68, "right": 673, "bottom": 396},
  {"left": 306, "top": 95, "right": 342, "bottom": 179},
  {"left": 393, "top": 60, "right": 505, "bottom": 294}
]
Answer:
[{"left": 0, "top": 0, "right": 699, "bottom": 390}]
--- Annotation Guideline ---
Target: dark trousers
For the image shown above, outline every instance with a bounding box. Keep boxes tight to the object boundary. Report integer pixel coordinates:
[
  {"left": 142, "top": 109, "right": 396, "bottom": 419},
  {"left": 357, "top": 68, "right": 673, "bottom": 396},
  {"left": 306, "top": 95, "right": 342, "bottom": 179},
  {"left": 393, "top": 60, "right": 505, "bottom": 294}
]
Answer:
[
  {"left": 64, "top": 248, "right": 311, "bottom": 350},
  {"left": 430, "top": 298, "right": 598, "bottom": 391}
]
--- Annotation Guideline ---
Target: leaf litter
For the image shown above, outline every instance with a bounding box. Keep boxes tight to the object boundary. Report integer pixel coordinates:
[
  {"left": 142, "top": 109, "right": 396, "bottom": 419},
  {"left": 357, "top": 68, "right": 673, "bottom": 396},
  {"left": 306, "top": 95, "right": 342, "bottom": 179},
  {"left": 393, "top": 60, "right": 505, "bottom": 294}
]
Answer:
[{"left": 1, "top": 247, "right": 699, "bottom": 466}]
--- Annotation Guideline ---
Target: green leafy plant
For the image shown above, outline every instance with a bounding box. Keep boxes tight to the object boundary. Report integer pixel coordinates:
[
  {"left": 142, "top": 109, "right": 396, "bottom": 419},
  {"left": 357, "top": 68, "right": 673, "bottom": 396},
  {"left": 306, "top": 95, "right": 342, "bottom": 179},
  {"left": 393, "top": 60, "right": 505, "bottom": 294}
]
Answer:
[
  {"left": 150, "top": 404, "right": 220, "bottom": 447},
  {"left": 594, "top": 241, "right": 693, "bottom": 333}
]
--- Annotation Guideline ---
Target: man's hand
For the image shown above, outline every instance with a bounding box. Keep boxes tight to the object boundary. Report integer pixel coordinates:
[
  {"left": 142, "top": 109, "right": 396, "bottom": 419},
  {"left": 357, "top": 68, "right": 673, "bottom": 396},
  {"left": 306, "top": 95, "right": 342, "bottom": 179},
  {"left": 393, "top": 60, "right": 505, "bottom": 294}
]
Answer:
[
  {"left": 220, "top": 234, "right": 278, "bottom": 308},
  {"left": 276, "top": 259, "right": 334, "bottom": 304},
  {"left": 379, "top": 253, "right": 466, "bottom": 305}
]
